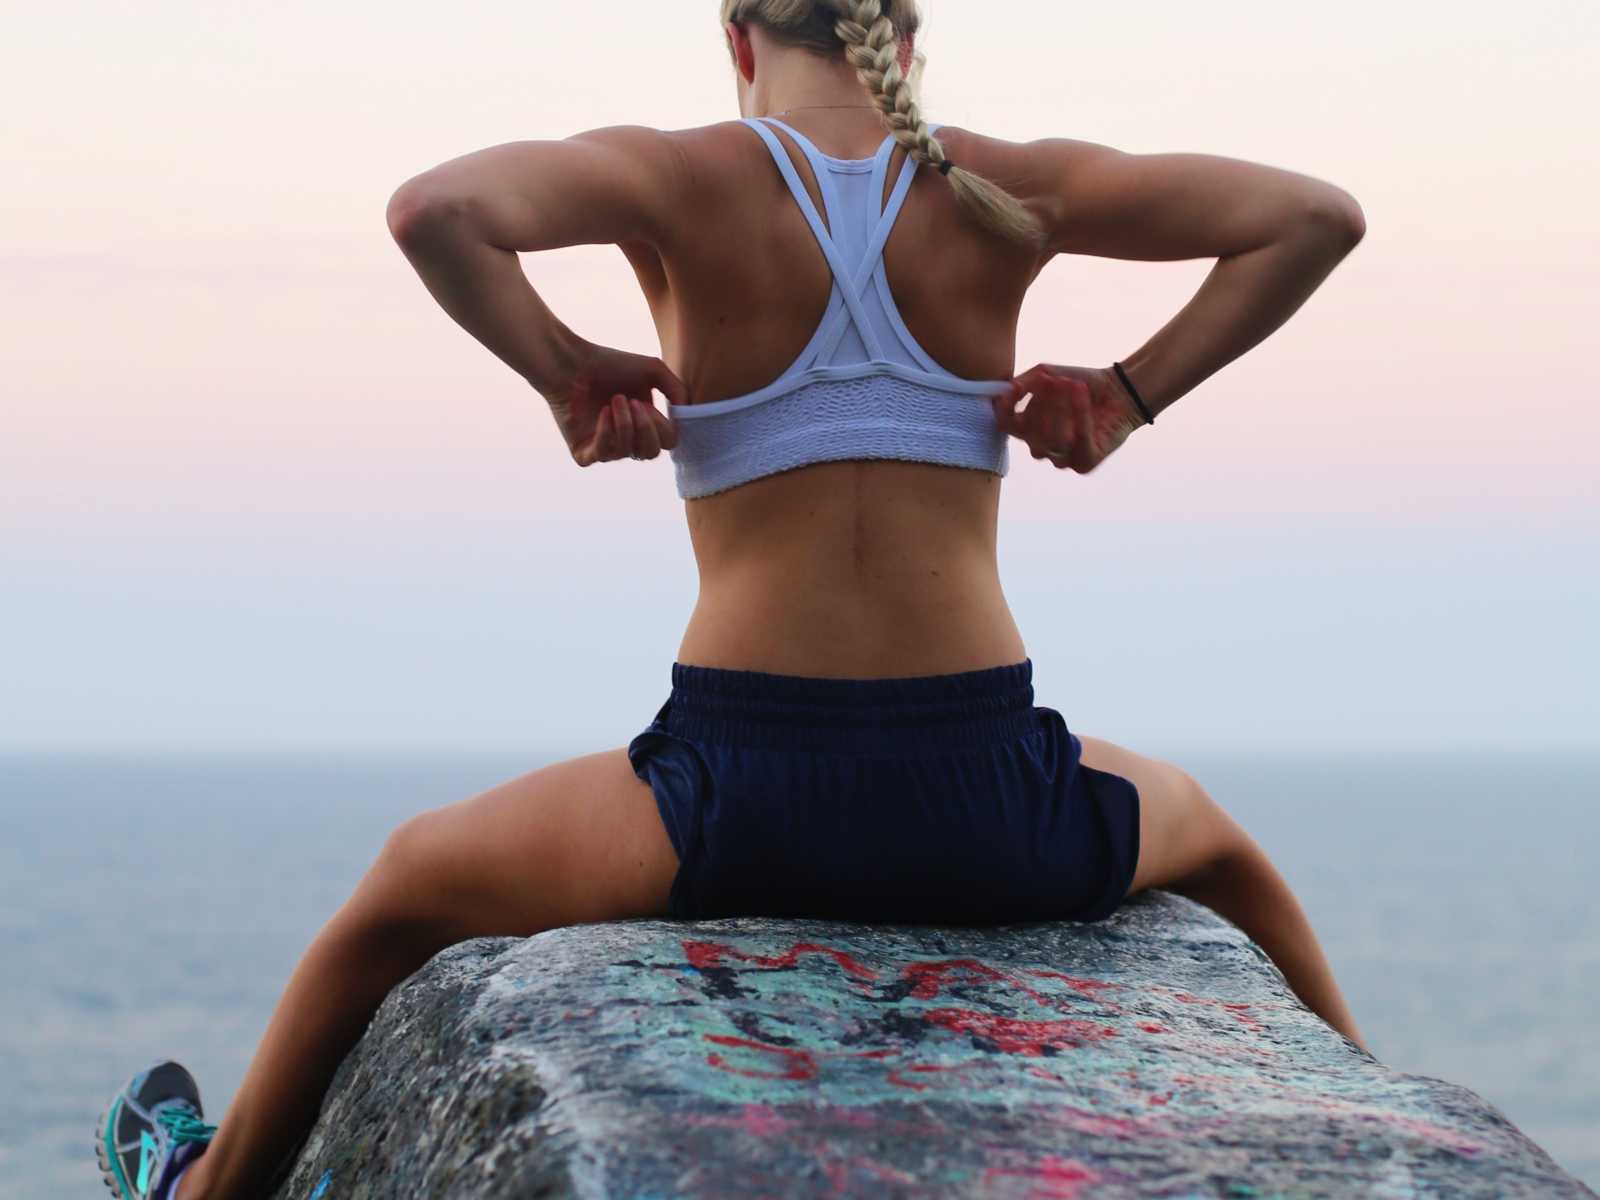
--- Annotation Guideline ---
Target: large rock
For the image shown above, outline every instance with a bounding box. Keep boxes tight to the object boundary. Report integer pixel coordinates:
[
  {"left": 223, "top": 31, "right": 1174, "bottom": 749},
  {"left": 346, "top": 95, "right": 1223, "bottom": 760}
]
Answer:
[{"left": 271, "top": 892, "right": 1593, "bottom": 1198}]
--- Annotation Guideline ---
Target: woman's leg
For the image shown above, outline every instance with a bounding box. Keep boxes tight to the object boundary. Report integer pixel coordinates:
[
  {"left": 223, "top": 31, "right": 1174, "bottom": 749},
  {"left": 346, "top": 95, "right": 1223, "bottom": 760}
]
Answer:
[
  {"left": 175, "top": 748, "right": 680, "bottom": 1200},
  {"left": 1078, "top": 736, "right": 1370, "bottom": 1055}
]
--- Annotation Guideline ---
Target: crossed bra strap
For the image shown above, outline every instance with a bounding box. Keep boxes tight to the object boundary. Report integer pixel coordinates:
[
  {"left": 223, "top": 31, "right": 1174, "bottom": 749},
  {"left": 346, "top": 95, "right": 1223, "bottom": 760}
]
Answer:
[{"left": 741, "top": 117, "right": 929, "bottom": 372}]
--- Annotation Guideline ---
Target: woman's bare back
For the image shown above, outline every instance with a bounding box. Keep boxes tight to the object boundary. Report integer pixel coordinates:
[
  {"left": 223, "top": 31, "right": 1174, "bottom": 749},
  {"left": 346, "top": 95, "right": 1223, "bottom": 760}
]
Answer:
[
  {"left": 622, "top": 113, "right": 1043, "bottom": 676},
  {"left": 389, "top": 93, "right": 1360, "bottom": 677}
]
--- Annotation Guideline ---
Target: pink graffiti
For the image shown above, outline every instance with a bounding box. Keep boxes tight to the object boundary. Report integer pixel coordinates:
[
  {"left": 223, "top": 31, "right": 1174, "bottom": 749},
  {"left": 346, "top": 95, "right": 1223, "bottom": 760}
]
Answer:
[
  {"left": 823, "top": 1156, "right": 922, "bottom": 1192},
  {"left": 902, "top": 958, "right": 1013, "bottom": 999},
  {"left": 678, "top": 938, "right": 1307, "bottom": 1111},
  {"left": 1046, "top": 1105, "right": 1178, "bottom": 1140},
  {"left": 829, "top": 1107, "right": 878, "bottom": 1127},
  {"left": 901, "top": 959, "right": 1143, "bottom": 1041},
  {"left": 733, "top": 1103, "right": 792, "bottom": 1137},
  {"left": 703, "top": 1034, "right": 818, "bottom": 1081},
  {"left": 981, "top": 1154, "right": 1100, "bottom": 1198},
  {"left": 901, "top": 958, "right": 1129, "bottom": 1020},
  {"left": 885, "top": 1061, "right": 978, "bottom": 1092},
  {"left": 1166, "top": 990, "right": 1268, "bottom": 1033},
  {"left": 684, "top": 939, "right": 879, "bottom": 981},
  {"left": 922, "top": 1007, "right": 1118, "bottom": 1055},
  {"left": 1022, "top": 969, "right": 1126, "bottom": 1000}
]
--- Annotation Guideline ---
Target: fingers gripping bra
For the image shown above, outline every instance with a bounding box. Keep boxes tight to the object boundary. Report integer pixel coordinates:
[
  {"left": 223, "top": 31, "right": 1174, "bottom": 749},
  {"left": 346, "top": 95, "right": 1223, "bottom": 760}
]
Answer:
[{"left": 666, "top": 117, "right": 1012, "bottom": 500}]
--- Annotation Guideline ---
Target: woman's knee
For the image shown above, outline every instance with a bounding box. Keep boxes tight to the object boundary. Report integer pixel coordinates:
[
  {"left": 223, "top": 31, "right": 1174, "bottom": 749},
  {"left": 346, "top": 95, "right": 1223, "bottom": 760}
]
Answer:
[
  {"left": 1121, "top": 753, "right": 1247, "bottom": 894},
  {"left": 349, "top": 808, "right": 464, "bottom": 935},
  {"left": 1170, "top": 767, "right": 1247, "bottom": 866}
]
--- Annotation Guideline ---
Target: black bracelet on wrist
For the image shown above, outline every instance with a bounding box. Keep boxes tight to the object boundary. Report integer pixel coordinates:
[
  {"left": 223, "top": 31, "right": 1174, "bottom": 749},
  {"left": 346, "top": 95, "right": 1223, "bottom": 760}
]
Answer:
[{"left": 1112, "top": 361, "right": 1156, "bottom": 426}]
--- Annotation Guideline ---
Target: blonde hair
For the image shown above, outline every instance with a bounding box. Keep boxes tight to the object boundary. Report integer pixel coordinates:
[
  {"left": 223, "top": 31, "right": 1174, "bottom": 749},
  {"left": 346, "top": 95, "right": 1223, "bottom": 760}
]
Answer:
[{"left": 720, "top": 0, "right": 1045, "bottom": 250}]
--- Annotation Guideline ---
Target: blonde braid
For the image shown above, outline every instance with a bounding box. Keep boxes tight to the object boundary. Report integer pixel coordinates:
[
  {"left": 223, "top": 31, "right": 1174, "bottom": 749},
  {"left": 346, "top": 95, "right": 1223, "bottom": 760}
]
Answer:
[{"left": 829, "top": 0, "right": 1045, "bottom": 250}]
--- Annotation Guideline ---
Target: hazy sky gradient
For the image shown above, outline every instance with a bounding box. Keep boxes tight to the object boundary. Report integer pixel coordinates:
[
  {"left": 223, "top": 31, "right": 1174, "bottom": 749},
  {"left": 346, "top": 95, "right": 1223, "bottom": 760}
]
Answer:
[{"left": 3, "top": 1, "right": 1596, "bottom": 753}]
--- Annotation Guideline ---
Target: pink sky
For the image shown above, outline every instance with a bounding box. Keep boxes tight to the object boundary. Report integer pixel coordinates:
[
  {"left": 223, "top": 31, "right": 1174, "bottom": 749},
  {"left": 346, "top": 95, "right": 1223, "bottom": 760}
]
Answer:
[{"left": 3, "top": 2, "right": 1596, "bottom": 750}]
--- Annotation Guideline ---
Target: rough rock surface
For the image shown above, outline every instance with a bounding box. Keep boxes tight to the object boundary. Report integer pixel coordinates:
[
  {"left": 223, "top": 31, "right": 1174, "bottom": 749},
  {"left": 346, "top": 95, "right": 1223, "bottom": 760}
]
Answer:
[{"left": 270, "top": 892, "right": 1593, "bottom": 1199}]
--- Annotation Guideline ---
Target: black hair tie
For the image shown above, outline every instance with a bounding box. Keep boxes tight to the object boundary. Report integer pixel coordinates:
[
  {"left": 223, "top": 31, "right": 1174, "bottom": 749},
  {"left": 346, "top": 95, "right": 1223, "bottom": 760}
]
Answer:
[
  {"left": 937, "top": 158, "right": 955, "bottom": 176},
  {"left": 1112, "top": 361, "right": 1156, "bottom": 425}
]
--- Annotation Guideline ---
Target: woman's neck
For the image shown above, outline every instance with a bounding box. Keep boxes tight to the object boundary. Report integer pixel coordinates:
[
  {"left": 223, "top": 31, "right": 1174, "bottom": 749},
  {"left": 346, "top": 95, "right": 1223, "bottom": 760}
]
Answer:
[{"left": 746, "top": 50, "right": 875, "bottom": 120}]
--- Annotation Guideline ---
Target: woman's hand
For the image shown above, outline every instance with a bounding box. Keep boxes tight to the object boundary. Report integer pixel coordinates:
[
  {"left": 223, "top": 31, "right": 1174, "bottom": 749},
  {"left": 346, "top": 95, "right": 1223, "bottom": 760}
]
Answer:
[
  {"left": 541, "top": 340, "right": 688, "bottom": 467},
  {"left": 993, "top": 364, "right": 1147, "bottom": 474}
]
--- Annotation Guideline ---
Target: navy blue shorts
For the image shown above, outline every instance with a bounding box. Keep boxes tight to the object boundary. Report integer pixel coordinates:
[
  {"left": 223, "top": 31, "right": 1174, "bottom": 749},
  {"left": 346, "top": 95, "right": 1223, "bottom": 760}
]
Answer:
[{"left": 626, "top": 659, "right": 1141, "bottom": 925}]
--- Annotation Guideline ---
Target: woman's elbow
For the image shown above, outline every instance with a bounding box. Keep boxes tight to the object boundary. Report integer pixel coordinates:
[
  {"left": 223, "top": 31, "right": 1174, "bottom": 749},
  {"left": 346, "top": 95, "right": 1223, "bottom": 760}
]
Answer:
[
  {"left": 385, "top": 179, "right": 469, "bottom": 247},
  {"left": 1303, "top": 186, "right": 1367, "bottom": 250}
]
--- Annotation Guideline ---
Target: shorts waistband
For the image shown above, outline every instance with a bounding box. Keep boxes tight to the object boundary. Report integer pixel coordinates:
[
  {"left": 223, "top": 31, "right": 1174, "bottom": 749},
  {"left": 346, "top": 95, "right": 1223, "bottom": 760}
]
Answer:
[{"left": 663, "top": 659, "right": 1039, "bottom": 752}]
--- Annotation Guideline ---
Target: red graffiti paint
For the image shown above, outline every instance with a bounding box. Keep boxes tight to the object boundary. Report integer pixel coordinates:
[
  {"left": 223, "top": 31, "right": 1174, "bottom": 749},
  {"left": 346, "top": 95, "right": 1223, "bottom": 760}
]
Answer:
[
  {"left": 922, "top": 1007, "right": 1118, "bottom": 1055},
  {"left": 1022, "top": 969, "right": 1124, "bottom": 999},
  {"left": 683, "top": 939, "right": 878, "bottom": 981},
  {"left": 885, "top": 1070, "right": 927, "bottom": 1092},
  {"left": 1167, "top": 990, "right": 1268, "bottom": 1032},
  {"left": 902, "top": 958, "right": 1011, "bottom": 999},
  {"left": 902, "top": 960, "right": 1126, "bottom": 1021},
  {"left": 886, "top": 1062, "right": 970, "bottom": 1092},
  {"left": 703, "top": 1034, "right": 819, "bottom": 1081},
  {"left": 830, "top": 1107, "right": 877, "bottom": 1127},
  {"left": 732, "top": 1103, "right": 791, "bottom": 1137},
  {"left": 1048, "top": 1106, "right": 1174, "bottom": 1140},
  {"left": 851, "top": 1157, "right": 921, "bottom": 1186},
  {"left": 822, "top": 1157, "right": 921, "bottom": 1191},
  {"left": 823, "top": 1160, "right": 850, "bottom": 1192},
  {"left": 982, "top": 1154, "right": 1100, "bottom": 1198}
]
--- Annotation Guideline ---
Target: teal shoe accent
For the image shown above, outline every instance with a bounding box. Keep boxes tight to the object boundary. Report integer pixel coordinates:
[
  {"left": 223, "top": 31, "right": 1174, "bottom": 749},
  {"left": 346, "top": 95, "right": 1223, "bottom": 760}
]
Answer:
[
  {"left": 97, "top": 1061, "right": 216, "bottom": 1199},
  {"left": 101, "top": 1097, "right": 135, "bottom": 1199},
  {"left": 137, "top": 1130, "right": 159, "bottom": 1192}
]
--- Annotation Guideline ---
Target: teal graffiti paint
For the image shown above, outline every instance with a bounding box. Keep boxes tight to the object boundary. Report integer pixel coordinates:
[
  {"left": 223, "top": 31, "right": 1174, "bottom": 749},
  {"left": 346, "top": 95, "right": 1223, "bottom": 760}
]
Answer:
[{"left": 601, "top": 930, "right": 1483, "bottom": 1162}]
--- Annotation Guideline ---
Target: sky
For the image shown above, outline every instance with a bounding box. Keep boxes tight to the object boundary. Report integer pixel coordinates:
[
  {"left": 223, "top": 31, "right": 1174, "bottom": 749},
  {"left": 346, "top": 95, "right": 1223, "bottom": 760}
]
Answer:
[{"left": 3, "top": 1, "right": 1596, "bottom": 755}]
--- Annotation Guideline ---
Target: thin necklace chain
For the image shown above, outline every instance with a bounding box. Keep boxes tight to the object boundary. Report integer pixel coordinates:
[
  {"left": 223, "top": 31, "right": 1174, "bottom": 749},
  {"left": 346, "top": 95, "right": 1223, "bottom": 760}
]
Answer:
[{"left": 773, "top": 104, "right": 880, "bottom": 116}]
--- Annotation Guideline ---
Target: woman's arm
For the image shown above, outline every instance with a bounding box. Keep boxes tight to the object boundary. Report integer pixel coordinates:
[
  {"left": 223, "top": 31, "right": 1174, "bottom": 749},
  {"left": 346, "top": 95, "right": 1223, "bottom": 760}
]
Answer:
[
  {"left": 1026, "top": 137, "right": 1368, "bottom": 417},
  {"left": 963, "top": 132, "right": 1365, "bottom": 471},
  {"left": 385, "top": 126, "right": 695, "bottom": 464}
]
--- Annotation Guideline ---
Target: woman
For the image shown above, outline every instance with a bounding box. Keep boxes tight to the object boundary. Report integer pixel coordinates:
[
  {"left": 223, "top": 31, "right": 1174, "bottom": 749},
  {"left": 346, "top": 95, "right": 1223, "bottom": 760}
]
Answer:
[{"left": 98, "top": 3, "right": 1368, "bottom": 1197}]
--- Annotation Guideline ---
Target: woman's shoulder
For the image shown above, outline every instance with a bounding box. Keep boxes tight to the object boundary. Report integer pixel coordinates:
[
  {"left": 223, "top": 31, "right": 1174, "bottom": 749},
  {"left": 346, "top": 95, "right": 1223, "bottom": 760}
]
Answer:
[
  {"left": 608, "top": 118, "right": 1115, "bottom": 191},
  {"left": 587, "top": 119, "right": 774, "bottom": 194},
  {"left": 565, "top": 119, "right": 757, "bottom": 160},
  {"left": 935, "top": 125, "right": 1118, "bottom": 191},
  {"left": 545, "top": 120, "right": 773, "bottom": 234},
  {"left": 665, "top": 117, "right": 821, "bottom": 177},
  {"left": 933, "top": 124, "right": 1136, "bottom": 250}
]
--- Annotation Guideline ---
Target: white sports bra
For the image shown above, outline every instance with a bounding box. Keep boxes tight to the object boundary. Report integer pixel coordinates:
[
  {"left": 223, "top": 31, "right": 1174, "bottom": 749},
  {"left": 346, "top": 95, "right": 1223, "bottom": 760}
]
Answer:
[{"left": 666, "top": 117, "right": 1012, "bottom": 500}]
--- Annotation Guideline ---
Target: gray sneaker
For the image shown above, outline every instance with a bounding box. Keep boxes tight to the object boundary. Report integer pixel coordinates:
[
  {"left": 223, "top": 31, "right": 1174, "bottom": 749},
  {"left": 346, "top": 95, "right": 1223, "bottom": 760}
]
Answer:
[{"left": 97, "top": 1061, "right": 216, "bottom": 1199}]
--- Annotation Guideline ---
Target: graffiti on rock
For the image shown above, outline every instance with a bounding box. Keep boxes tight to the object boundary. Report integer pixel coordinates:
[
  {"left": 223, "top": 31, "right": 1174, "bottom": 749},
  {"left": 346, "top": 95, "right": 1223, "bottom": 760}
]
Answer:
[{"left": 605, "top": 932, "right": 1485, "bottom": 1166}]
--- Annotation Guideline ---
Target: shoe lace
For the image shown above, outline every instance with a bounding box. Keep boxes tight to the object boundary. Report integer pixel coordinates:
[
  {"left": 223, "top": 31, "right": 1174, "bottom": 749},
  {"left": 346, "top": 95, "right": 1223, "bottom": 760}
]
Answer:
[{"left": 157, "top": 1105, "right": 218, "bottom": 1146}]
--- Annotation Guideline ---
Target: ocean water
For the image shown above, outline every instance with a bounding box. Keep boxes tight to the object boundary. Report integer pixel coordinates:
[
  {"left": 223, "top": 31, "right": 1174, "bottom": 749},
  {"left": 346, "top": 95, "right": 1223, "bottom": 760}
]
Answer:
[{"left": 1, "top": 751, "right": 1595, "bottom": 1195}]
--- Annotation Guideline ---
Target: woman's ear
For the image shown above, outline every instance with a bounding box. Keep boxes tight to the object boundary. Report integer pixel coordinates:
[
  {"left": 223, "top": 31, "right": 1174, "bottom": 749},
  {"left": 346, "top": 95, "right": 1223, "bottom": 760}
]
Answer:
[{"left": 726, "top": 21, "right": 757, "bottom": 85}]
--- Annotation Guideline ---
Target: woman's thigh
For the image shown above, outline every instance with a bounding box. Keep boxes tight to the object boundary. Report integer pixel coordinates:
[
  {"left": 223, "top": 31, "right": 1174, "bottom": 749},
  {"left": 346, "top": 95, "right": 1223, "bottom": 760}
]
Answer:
[
  {"left": 375, "top": 747, "right": 681, "bottom": 940},
  {"left": 1077, "top": 735, "right": 1247, "bottom": 897}
]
